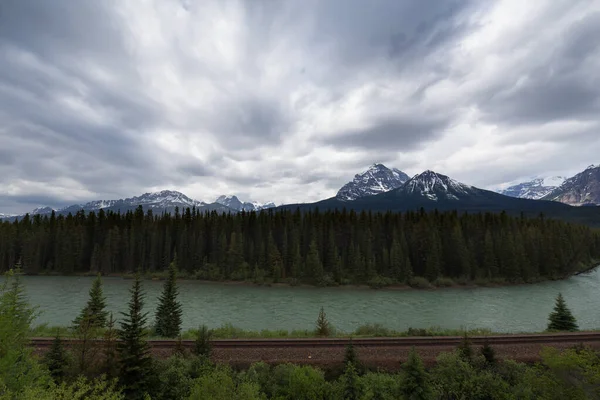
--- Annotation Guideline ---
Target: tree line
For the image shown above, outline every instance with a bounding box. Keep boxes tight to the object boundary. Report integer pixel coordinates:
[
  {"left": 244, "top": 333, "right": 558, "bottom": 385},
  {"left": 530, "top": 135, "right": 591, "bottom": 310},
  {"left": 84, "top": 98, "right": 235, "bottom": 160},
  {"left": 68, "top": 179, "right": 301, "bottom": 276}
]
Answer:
[{"left": 2, "top": 206, "right": 600, "bottom": 285}]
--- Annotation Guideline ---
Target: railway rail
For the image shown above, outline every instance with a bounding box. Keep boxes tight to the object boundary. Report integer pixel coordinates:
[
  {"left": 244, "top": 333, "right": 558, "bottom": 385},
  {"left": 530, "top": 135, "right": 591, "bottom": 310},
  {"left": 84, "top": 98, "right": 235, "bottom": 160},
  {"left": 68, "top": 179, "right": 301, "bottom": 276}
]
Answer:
[{"left": 30, "top": 331, "right": 600, "bottom": 349}]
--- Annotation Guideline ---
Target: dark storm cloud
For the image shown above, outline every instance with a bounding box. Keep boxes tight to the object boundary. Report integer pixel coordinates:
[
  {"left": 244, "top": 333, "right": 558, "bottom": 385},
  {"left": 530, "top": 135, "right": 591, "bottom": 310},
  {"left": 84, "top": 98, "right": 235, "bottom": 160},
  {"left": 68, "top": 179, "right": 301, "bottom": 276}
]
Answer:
[
  {"left": 477, "top": 11, "right": 600, "bottom": 126},
  {"left": 323, "top": 116, "right": 450, "bottom": 151}
]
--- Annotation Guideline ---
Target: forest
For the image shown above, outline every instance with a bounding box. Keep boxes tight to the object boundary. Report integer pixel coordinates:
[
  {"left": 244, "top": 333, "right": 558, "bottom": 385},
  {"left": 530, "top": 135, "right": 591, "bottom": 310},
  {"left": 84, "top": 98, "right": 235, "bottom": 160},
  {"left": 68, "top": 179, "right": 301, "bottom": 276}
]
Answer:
[{"left": 1, "top": 207, "right": 600, "bottom": 286}]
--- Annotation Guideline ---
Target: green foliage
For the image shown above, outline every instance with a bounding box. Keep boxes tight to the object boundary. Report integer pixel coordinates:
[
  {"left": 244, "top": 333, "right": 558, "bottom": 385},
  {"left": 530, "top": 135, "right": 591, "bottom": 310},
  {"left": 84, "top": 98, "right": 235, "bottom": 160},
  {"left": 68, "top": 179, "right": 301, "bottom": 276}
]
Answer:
[
  {"left": 341, "top": 362, "right": 362, "bottom": 400},
  {"left": 44, "top": 332, "right": 68, "bottom": 382},
  {"left": 0, "top": 270, "right": 52, "bottom": 395},
  {"left": 193, "top": 324, "right": 213, "bottom": 358},
  {"left": 408, "top": 276, "right": 432, "bottom": 289},
  {"left": 523, "top": 346, "right": 600, "bottom": 399},
  {"left": 155, "top": 354, "right": 194, "bottom": 400},
  {"left": 344, "top": 339, "right": 358, "bottom": 367},
  {"left": 315, "top": 306, "right": 331, "bottom": 337},
  {"left": 154, "top": 261, "right": 183, "bottom": 338},
  {"left": 117, "top": 275, "right": 153, "bottom": 400},
  {"left": 547, "top": 293, "right": 579, "bottom": 332},
  {"left": 73, "top": 274, "right": 108, "bottom": 329},
  {"left": 188, "top": 367, "right": 264, "bottom": 400},
  {"left": 457, "top": 331, "right": 473, "bottom": 362},
  {"left": 16, "top": 376, "right": 124, "bottom": 400},
  {"left": 480, "top": 339, "right": 497, "bottom": 367},
  {"left": 360, "top": 372, "right": 400, "bottom": 400},
  {"left": 268, "top": 364, "right": 329, "bottom": 400},
  {"left": 101, "top": 313, "right": 119, "bottom": 379},
  {"left": 400, "top": 347, "right": 433, "bottom": 400},
  {"left": 431, "top": 351, "right": 513, "bottom": 400}
]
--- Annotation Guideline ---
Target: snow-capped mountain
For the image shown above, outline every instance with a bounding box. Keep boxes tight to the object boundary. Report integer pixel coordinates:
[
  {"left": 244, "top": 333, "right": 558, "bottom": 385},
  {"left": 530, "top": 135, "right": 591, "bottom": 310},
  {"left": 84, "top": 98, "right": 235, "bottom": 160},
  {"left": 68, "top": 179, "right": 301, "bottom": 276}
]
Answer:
[
  {"left": 393, "top": 170, "right": 478, "bottom": 201},
  {"left": 499, "top": 176, "right": 566, "bottom": 200},
  {"left": 215, "top": 195, "right": 276, "bottom": 212},
  {"left": 3, "top": 190, "right": 232, "bottom": 220},
  {"left": 542, "top": 165, "right": 600, "bottom": 206},
  {"left": 31, "top": 206, "right": 55, "bottom": 215},
  {"left": 336, "top": 163, "right": 410, "bottom": 201},
  {"left": 0, "top": 213, "right": 15, "bottom": 219}
]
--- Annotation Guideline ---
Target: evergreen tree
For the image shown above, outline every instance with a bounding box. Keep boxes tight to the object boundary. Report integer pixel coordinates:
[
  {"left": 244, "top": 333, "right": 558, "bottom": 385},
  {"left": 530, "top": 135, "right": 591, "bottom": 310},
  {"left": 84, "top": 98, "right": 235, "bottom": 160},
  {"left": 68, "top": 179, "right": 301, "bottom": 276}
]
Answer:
[
  {"left": 102, "top": 313, "right": 119, "bottom": 379},
  {"left": 306, "top": 239, "right": 324, "bottom": 284},
  {"left": 344, "top": 338, "right": 358, "bottom": 366},
  {"left": 73, "top": 273, "right": 108, "bottom": 329},
  {"left": 44, "top": 332, "right": 68, "bottom": 383},
  {"left": 342, "top": 361, "right": 361, "bottom": 400},
  {"left": 457, "top": 331, "right": 473, "bottom": 362},
  {"left": 154, "top": 261, "right": 183, "bottom": 338},
  {"left": 400, "top": 347, "right": 433, "bottom": 400},
  {"left": 193, "top": 324, "right": 213, "bottom": 359},
  {"left": 315, "top": 306, "right": 331, "bottom": 337},
  {"left": 118, "top": 274, "right": 153, "bottom": 400},
  {"left": 547, "top": 293, "right": 579, "bottom": 332},
  {"left": 480, "top": 339, "right": 497, "bottom": 367}
]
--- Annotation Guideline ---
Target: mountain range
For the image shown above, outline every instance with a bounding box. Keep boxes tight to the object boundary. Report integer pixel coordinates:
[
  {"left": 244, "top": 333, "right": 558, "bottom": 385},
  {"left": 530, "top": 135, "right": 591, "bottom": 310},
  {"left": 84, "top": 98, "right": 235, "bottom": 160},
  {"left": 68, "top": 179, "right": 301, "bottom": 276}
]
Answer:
[{"left": 2, "top": 163, "right": 600, "bottom": 226}]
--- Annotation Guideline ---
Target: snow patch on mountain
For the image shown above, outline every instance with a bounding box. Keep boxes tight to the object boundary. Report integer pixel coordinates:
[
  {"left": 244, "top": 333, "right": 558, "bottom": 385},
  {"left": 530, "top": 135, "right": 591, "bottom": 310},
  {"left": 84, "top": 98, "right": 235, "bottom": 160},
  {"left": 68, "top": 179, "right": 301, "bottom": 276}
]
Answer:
[
  {"left": 336, "top": 163, "right": 410, "bottom": 201},
  {"left": 400, "top": 170, "right": 474, "bottom": 201},
  {"left": 215, "top": 195, "right": 276, "bottom": 211},
  {"left": 499, "top": 176, "right": 566, "bottom": 200}
]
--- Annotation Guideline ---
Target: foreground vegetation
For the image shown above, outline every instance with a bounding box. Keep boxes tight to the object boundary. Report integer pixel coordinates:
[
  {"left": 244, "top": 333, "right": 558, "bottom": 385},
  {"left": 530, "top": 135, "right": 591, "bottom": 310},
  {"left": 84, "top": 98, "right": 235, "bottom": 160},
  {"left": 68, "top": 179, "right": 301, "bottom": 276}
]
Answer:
[
  {"left": 3, "top": 271, "right": 600, "bottom": 399},
  {"left": 2, "top": 207, "right": 600, "bottom": 287}
]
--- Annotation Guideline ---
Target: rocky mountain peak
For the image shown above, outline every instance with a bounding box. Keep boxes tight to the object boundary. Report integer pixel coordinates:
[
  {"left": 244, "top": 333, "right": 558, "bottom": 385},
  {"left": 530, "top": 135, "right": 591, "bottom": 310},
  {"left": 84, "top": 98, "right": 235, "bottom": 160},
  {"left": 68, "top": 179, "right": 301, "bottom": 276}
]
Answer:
[
  {"left": 336, "top": 163, "right": 410, "bottom": 201},
  {"left": 400, "top": 170, "right": 474, "bottom": 201},
  {"left": 499, "top": 176, "right": 566, "bottom": 200},
  {"left": 543, "top": 165, "right": 600, "bottom": 206},
  {"left": 214, "top": 194, "right": 276, "bottom": 212}
]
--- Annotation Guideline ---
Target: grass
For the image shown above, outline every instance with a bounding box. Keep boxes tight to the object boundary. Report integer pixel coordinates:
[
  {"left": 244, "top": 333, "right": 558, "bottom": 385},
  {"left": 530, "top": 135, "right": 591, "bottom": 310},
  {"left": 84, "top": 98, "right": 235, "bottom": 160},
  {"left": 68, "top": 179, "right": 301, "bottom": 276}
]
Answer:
[{"left": 31, "top": 322, "right": 498, "bottom": 340}]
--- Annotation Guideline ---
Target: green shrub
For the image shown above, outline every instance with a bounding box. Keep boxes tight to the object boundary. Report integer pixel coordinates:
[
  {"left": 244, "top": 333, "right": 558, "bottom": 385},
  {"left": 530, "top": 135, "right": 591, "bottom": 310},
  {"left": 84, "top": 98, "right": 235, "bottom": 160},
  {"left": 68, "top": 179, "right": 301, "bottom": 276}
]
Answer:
[
  {"left": 408, "top": 276, "right": 432, "bottom": 289},
  {"left": 433, "top": 277, "right": 455, "bottom": 287}
]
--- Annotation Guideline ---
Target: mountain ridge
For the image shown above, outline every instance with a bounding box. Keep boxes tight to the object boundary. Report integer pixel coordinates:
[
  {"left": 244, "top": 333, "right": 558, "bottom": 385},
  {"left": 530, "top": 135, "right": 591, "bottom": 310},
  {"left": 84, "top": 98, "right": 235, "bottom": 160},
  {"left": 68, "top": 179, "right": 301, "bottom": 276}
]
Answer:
[{"left": 542, "top": 165, "right": 600, "bottom": 206}]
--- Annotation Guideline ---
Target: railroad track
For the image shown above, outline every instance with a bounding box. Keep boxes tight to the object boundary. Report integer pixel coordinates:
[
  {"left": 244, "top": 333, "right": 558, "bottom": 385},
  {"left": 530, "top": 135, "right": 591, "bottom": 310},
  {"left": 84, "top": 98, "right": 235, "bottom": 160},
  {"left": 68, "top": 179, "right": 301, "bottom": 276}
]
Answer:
[{"left": 30, "top": 331, "right": 600, "bottom": 349}]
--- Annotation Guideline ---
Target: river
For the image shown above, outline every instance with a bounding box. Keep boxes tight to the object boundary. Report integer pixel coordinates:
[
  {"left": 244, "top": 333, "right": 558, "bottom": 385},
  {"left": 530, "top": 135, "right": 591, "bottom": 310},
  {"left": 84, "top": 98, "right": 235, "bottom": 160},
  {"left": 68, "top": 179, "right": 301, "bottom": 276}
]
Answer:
[{"left": 13, "top": 267, "right": 600, "bottom": 333}]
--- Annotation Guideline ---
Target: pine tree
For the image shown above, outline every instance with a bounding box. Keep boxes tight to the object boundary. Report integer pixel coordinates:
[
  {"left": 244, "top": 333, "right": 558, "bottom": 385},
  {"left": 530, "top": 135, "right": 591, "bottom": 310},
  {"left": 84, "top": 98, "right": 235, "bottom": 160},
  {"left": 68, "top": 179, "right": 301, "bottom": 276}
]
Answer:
[
  {"left": 400, "top": 347, "right": 433, "bottom": 400},
  {"left": 44, "top": 332, "right": 68, "bottom": 382},
  {"left": 154, "top": 261, "right": 183, "bottom": 338},
  {"left": 457, "top": 332, "right": 473, "bottom": 362},
  {"left": 73, "top": 273, "right": 108, "bottom": 329},
  {"left": 193, "top": 324, "right": 213, "bottom": 359},
  {"left": 306, "top": 238, "right": 324, "bottom": 283},
  {"left": 315, "top": 306, "right": 331, "bottom": 337},
  {"left": 344, "top": 338, "right": 358, "bottom": 366},
  {"left": 547, "top": 293, "right": 579, "bottom": 331},
  {"left": 118, "top": 274, "right": 153, "bottom": 400},
  {"left": 342, "top": 361, "right": 361, "bottom": 400},
  {"left": 480, "top": 339, "right": 497, "bottom": 367},
  {"left": 102, "top": 312, "right": 119, "bottom": 379}
]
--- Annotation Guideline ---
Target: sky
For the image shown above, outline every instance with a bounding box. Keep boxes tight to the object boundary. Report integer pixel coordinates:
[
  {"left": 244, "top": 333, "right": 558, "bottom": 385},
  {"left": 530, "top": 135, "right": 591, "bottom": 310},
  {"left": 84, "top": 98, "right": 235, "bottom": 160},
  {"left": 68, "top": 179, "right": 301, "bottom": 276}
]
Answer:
[{"left": 1, "top": 0, "right": 600, "bottom": 214}]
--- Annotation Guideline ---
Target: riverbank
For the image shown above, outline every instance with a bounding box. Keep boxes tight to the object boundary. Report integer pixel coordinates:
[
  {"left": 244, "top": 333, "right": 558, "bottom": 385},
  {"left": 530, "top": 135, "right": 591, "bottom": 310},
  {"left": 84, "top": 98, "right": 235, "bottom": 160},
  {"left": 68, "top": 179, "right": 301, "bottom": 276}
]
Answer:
[
  {"left": 32, "top": 321, "right": 600, "bottom": 340},
  {"left": 24, "top": 260, "right": 600, "bottom": 291}
]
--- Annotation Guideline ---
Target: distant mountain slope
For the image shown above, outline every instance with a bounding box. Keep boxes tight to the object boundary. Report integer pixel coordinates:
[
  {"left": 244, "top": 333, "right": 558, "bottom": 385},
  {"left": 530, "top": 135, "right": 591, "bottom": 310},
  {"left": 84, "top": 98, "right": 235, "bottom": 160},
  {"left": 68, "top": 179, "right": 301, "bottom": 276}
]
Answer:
[
  {"left": 2, "top": 190, "right": 233, "bottom": 220},
  {"left": 336, "top": 163, "right": 409, "bottom": 201},
  {"left": 542, "top": 165, "right": 600, "bottom": 206},
  {"left": 279, "top": 170, "right": 600, "bottom": 227},
  {"left": 215, "top": 195, "right": 276, "bottom": 212},
  {"left": 500, "top": 176, "right": 566, "bottom": 200}
]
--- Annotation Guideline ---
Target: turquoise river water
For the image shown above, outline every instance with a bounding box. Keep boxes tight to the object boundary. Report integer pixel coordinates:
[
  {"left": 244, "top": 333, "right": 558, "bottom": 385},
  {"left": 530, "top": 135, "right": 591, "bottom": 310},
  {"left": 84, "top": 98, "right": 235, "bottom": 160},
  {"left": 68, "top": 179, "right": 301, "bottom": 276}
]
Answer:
[{"left": 14, "top": 267, "right": 600, "bottom": 333}]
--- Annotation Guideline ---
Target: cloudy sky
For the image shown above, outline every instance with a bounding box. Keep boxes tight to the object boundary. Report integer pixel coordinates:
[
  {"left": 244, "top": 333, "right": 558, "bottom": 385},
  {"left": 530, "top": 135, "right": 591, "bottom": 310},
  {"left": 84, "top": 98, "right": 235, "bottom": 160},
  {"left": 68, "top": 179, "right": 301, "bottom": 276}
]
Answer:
[{"left": 1, "top": 0, "right": 599, "bottom": 213}]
